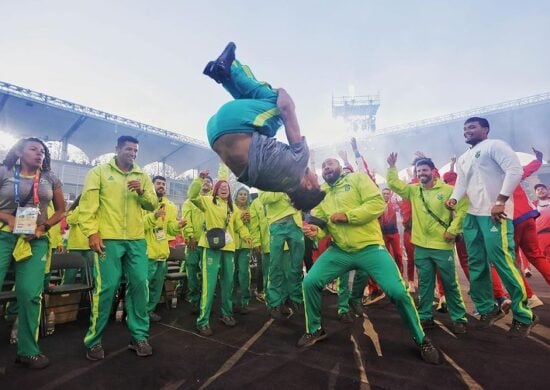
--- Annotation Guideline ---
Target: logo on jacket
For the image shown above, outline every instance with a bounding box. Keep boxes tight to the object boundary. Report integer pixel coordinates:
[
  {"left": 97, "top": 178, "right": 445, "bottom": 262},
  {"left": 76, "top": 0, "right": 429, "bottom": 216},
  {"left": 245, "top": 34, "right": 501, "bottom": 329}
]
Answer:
[
  {"left": 475, "top": 151, "right": 481, "bottom": 158},
  {"left": 108, "top": 176, "right": 115, "bottom": 181},
  {"left": 437, "top": 193, "right": 444, "bottom": 201},
  {"left": 344, "top": 184, "right": 351, "bottom": 192}
]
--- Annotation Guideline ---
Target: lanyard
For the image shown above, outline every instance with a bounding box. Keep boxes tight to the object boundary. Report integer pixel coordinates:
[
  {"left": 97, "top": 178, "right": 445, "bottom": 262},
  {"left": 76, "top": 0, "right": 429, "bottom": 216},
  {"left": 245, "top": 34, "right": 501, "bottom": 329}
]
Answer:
[{"left": 14, "top": 167, "right": 41, "bottom": 206}]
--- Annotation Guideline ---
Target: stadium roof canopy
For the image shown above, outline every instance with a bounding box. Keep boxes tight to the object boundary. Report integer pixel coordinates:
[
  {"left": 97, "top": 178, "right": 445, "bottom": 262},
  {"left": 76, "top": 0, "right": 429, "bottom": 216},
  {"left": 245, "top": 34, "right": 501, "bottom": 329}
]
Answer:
[
  {"left": 0, "top": 81, "right": 218, "bottom": 174},
  {"left": 314, "top": 91, "right": 550, "bottom": 174}
]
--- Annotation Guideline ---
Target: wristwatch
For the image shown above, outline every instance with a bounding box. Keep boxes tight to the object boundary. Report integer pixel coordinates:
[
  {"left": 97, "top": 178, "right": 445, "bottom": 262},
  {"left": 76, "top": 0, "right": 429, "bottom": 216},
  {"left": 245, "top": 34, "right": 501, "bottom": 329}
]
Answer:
[{"left": 42, "top": 223, "right": 51, "bottom": 232}]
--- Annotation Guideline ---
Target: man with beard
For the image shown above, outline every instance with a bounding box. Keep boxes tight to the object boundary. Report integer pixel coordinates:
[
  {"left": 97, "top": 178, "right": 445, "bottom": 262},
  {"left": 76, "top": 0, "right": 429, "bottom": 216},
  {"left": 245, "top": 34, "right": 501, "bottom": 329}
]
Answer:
[
  {"left": 299, "top": 158, "right": 441, "bottom": 365},
  {"left": 143, "top": 176, "right": 186, "bottom": 322},
  {"left": 447, "top": 117, "right": 536, "bottom": 337},
  {"left": 79, "top": 135, "right": 158, "bottom": 360},
  {"left": 387, "top": 154, "right": 468, "bottom": 334}
]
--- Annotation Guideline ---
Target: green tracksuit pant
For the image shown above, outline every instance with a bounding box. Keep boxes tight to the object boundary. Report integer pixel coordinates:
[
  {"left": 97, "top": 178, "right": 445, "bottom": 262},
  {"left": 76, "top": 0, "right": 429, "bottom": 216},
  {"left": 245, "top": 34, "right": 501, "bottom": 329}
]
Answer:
[
  {"left": 303, "top": 244, "right": 425, "bottom": 343},
  {"left": 207, "top": 60, "right": 282, "bottom": 146},
  {"left": 0, "top": 232, "right": 48, "bottom": 356},
  {"left": 267, "top": 220, "right": 305, "bottom": 308},
  {"left": 147, "top": 260, "right": 168, "bottom": 314},
  {"left": 234, "top": 248, "right": 251, "bottom": 307},
  {"left": 62, "top": 249, "right": 95, "bottom": 284},
  {"left": 197, "top": 248, "right": 235, "bottom": 328},
  {"left": 84, "top": 239, "right": 149, "bottom": 348},
  {"left": 414, "top": 246, "right": 467, "bottom": 323},
  {"left": 184, "top": 246, "right": 202, "bottom": 305},
  {"left": 463, "top": 214, "right": 533, "bottom": 324}
]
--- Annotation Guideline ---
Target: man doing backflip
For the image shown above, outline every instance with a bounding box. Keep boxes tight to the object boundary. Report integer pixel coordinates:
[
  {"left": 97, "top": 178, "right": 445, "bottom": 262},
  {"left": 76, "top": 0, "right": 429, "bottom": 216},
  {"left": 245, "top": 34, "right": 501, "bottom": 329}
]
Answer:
[{"left": 203, "top": 42, "right": 324, "bottom": 211}]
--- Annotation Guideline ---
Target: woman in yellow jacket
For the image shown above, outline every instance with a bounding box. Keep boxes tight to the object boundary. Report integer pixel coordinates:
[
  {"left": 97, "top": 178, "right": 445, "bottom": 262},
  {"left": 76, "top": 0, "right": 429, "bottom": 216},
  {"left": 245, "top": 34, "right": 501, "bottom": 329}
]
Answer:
[{"left": 188, "top": 172, "right": 251, "bottom": 336}]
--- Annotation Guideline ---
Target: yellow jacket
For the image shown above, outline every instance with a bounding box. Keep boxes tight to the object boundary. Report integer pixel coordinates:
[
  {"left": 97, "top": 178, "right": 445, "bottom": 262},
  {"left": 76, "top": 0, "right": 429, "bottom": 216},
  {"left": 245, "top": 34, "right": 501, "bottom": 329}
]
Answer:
[
  {"left": 182, "top": 198, "right": 205, "bottom": 242},
  {"left": 78, "top": 157, "right": 157, "bottom": 239},
  {"left": 312, "top": 173, "right": 385, "bottom": 252},
  {"left": 66, "top": 207, "right": 89, "bottom": 250},
  {"left": 259, "top": 192, "right": 302, "bottom": 227},
  {"left": 143, "top": 196, "right": 181, "bottom": 260}
]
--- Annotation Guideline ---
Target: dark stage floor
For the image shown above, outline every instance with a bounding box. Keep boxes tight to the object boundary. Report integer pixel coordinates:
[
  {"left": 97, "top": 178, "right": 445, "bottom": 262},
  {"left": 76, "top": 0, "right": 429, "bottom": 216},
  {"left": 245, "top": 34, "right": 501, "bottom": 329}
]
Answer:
[{"left": 1, "top": 272, "right": 548, "bottom": 390}]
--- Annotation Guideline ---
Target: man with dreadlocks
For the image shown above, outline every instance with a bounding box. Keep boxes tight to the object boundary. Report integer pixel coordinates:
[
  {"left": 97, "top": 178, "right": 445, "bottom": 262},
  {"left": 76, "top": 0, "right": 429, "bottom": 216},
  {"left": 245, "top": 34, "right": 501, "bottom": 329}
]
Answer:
[{"left": 0, "top": 137, "right": 65, "bottom": 369}]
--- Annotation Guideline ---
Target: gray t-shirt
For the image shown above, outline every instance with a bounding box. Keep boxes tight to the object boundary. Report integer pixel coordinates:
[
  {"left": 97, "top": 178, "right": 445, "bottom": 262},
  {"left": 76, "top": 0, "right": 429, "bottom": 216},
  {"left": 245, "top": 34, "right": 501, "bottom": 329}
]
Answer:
[
  {"left": 238, "top": 132, "right": 309, "bottom": 192},
  {"left": 0, "top": 165, "right": 63, "bottom": 225}
]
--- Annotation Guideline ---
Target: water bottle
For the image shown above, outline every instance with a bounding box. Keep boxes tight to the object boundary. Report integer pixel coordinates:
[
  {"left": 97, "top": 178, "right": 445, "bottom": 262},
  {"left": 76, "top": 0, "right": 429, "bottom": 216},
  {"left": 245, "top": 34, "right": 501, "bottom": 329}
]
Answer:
[
  {"left": 46, "top": 310, "right": 56, "bottom": 335},
  {"left": 115, "top": 300, "right": 124, "bottom": 322},
  {"left": 10, "top": 316, "right": 18, "bottom": 344},
  {"left": 171, "top": 296, "right": 177, "bottom": 309}
]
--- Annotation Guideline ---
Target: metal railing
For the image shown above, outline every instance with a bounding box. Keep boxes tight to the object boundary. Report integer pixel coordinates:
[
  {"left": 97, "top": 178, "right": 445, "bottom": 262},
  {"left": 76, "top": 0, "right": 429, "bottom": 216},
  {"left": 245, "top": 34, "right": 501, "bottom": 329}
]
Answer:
[{"left": 0, "top": 80, "right": 209, "bottom": 149}]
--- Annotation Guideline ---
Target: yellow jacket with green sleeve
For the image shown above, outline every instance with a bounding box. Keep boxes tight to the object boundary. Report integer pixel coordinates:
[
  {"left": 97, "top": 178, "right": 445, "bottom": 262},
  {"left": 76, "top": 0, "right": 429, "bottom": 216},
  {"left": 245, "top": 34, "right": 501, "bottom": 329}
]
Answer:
[
  {"left": 78, "top": 157, "right": 158, "bottom": 239},
  {"left": 46, "top": 202, "right": 63, "bottom": 248},
  {"left": 311, "top": 172, "right": 385, "bottom": 252},
  {"left": 187, "top": 178, "right": 250, "bottom": 252},
  {"left": 258, "top": 191, "right": 302, "bottom": 227},
  {"left": 181, "top": 198, "right": 205, "bottom": 242},
  {"left": 386, "top": 168, "right": 468, "bottom": 250},
  {"left": 66, "top": 207, "right": 89, "bottom": 250},
  {"left": 143, "top": 197, "right": 181, "bottom": 260}
]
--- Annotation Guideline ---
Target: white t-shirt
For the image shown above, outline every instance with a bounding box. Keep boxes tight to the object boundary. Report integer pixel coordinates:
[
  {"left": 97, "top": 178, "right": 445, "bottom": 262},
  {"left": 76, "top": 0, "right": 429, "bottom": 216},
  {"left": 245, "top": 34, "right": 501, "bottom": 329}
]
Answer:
[{"left": 451, "top": 139, "right": 522, "bottom": 218}]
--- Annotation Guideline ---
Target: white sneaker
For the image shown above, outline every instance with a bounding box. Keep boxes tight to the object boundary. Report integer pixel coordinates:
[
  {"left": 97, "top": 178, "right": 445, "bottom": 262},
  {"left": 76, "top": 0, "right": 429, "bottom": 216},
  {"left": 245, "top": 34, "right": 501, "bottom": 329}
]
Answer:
[{"left": 528, "top": 295, "right": 544, "bottom": 309}]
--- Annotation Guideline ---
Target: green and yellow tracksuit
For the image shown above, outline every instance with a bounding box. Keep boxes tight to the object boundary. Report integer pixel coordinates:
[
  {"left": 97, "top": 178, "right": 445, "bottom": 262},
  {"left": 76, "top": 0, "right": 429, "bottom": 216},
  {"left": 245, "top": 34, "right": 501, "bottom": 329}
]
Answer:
[
  {"left": 259, "top": 191, "right": 304, "bottom": 308},
  {"left": 188, "top": 178, "right": 251, "bottom": 328},
  {"left": 305, "top": 172, "right": 425, "bottom": 344},
  {"left": 181, "top": 198, "right": 206, "bottom": 307},
  {"left": 63, "top": 207, "right": 96, "bottom": 284},
  {"left": 143, "top": 197, "right": 181, "bottom": 314},
  {"left": 233, "top": 203, "right": 258, "bottom": 308},
  {"left": 387, "top": 169, "right": 468, "bottom": 323},
  {"left": 79, "top": 157, "right": 157, "bottom": 348}
]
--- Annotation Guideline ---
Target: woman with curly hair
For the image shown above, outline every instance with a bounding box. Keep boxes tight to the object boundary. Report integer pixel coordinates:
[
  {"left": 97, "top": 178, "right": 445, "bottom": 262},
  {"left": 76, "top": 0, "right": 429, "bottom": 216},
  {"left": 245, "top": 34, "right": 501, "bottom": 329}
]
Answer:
[{"left": 0, "top": 137, "right": 65, "bottom": 369}]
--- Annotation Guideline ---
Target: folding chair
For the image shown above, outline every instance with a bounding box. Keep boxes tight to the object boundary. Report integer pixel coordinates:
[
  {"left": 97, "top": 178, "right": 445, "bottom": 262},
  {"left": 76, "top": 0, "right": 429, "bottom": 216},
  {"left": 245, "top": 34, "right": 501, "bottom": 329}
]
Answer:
[{"left": 40, "top": 252, "right": 94, "bottom": 336}]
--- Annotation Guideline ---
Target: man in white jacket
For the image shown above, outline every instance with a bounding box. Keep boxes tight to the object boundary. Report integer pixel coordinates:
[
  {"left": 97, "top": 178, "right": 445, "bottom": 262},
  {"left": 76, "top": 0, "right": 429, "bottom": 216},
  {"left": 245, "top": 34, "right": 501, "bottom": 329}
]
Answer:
[{"left": 447, "top": 117, "right": 536, "bottom": 337}]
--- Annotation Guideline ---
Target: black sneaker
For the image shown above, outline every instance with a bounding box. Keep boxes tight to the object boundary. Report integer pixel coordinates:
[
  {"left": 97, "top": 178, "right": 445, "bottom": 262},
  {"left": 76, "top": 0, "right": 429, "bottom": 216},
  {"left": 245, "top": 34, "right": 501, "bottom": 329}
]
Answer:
[
  {"left": 478, "top": 306, "right": 505, "bottom": 329},
  {"left": 452, "top": 322, "right": 467, "bottom": 334},
  {"left": 421, "top": 318, "right": 436, "bottom": 330},
  {"left": 297, "top": 329, "right": 328, "bottom": 348},
  {"left": 419, "top": 337, "right": 441, "bottom": 365},
  {"left": 86, "top": 344, "right": 105, "bottom": 361},
  {"left": 289, "top": 301, "right": 304, "bottom": 315},
  {"left": 203, "top": 42, "right": 236, "bottom": 83},
  {"left": 338, "top": 312, "right": 355, "bottom": 324},
  {"left": 149, "top": 312, "right": 162, "bottom": 322},
  {"left": 15, "top": 353, "right": 50, "bottom": 369},
  {"left": 508, "top": 314, "right": 538, "bottom": 338},
  {"left": 128, "top": 340, "right": 153, "bottom": 357},
  {"left": 280, "top": 303, "right": 292, "bottom": 317},
  {"left": 220, "top": 315, "right": 237, "bottom": 327},
  {"left": 269, "top": 306, "right": 285, "bottom": 320},
  {"left": 349, "top": 301, "right": 367, "bottom": 318},
  {"left": 198, "top": 325, "right": 213, "bottom": 337}
]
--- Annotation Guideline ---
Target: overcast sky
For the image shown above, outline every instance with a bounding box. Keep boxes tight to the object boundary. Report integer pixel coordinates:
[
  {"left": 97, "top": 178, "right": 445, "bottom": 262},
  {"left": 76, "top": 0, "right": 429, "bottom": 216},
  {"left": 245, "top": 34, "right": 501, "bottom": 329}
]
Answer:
[{"left": 1, "top": 1, "right": 549, "bottom": 147}]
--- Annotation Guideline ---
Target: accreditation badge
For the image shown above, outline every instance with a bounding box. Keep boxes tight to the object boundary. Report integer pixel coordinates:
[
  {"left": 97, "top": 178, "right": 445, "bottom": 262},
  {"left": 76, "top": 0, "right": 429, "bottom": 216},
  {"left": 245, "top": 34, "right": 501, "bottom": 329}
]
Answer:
[
  {"left": 13, "top": 206, "right": 40, "bottom": 235},
  {"left": 153, "top": 227, "right": 166, "bottom": 241}
]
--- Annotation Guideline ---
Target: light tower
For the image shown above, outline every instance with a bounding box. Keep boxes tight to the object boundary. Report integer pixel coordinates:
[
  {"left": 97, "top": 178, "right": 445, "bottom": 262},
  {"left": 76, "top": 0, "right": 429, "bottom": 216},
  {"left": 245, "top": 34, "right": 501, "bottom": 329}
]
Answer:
[{"left": 332, "top": 93, "right": 380, "bottom": 132}]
